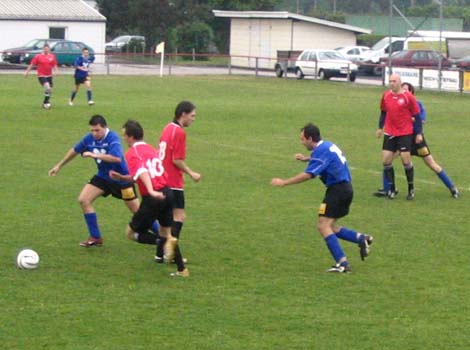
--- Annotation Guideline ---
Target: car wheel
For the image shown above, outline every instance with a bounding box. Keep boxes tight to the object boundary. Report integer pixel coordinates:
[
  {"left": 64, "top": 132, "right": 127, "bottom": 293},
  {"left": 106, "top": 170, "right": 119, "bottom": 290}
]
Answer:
[
  {"left": 319, "top": 69, "right": 328, "bottom": 80},
  {"left": 349, "top": 73, "right": 357, "bottom": 82},
  {"left": 295, "top": 68, "right": 304, "bottom": 79},
  {"left": 275, "top": 65, "right": 284, "bottom": 78}
]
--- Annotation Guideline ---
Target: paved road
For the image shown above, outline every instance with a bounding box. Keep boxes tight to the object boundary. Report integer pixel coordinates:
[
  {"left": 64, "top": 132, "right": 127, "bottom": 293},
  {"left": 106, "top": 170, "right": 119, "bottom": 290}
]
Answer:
[{"left": 0, "top": 61, "right": 384, "bottom": 86}]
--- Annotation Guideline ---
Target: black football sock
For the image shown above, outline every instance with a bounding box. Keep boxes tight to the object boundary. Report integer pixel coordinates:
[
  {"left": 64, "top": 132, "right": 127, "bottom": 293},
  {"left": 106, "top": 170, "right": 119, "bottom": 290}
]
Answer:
[
  {"left": 384, "top": 165, "right": 395, "bottom": 192},
  {"left": 405, "top": 164, "right": 414, "bottom": 191},
  {"left": 156, "top": 234, "right": 166, "bottom": 258},
  {"left": 174, "top": 246, "right": 186, "bottom": 271},
  {"left": 172, "top": 221, "right": 183, "bottom": 239}
]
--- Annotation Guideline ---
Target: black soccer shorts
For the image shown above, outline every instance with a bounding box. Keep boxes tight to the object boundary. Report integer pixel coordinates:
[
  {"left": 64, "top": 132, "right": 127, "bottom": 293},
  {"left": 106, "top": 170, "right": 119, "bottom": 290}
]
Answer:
[
  {"left": 318, "top": 182, "right": 353, "bottom": 219},
  {"left": 129, "top": 188, "right": 174, "bottom": 233},
  {"left": 382, "top": 134, "right": 413, "bottom": 153},
  {"left": 89, "top": 175, "right": 137, "bottom": 201}
]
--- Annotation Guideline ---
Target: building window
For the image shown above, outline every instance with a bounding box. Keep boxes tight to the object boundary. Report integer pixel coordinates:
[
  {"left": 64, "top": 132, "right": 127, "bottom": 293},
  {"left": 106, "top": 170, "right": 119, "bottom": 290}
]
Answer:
[{"left": 49, "top": 27, "right": 66, "bottom": 39}]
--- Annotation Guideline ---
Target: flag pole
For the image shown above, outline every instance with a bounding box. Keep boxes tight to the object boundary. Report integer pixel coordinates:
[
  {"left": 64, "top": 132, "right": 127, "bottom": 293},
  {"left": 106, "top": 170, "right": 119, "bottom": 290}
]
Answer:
[
  {"left": 159, "top": 47, "right": 164, "bottom": 77},
  {"left": 155, "top": 42, "right": 165, "bottom": 77}
]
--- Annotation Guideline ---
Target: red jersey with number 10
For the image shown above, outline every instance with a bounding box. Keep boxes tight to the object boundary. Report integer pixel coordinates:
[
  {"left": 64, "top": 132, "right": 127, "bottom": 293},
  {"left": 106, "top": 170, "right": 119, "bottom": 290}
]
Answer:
[
  {"left": 125, "top": 141, "right": 167, "bottom": 196},
  {"left": 380, "top": 90, "right": 420, "bottom": 136},
  {"left": 159, "top": 122, "right": 186, "bottom": 189},
  {"left": 31, "top": 53, "right": 58, "bottom": 77}
]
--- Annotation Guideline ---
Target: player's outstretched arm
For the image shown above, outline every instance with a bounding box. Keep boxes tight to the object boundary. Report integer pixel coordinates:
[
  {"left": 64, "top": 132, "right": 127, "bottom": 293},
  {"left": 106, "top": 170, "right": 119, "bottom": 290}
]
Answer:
[
  {"left": 48, "top": 148, "right": 78, "bottom": 176},
  {"left": 294, "top": 153, "right": 310, "bottom": 162},
  {"left": 271, "top": 172, "right": 312, "bottom": 187}
]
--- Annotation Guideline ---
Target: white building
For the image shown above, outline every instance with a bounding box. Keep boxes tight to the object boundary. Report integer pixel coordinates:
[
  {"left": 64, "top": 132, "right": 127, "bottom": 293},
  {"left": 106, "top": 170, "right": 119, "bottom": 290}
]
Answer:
[
  {"left": 0, "top": 0, "right": 106, "bottom": 62},
  {"left": 213, "top": 10, "right": 371, "bottom": 69}
]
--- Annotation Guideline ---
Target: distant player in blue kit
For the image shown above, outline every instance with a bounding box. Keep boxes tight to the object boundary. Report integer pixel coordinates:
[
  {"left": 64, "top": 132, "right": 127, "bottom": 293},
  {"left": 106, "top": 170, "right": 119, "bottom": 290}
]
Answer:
[
  {"left": 271, "top": 123, "right": 373, "bottom": 273},
  {"left": 69, "top": 47, "right": 95, "bottom": 106},
  {"left": 48, "top": 115, "right": 159, "bottom": 247}
]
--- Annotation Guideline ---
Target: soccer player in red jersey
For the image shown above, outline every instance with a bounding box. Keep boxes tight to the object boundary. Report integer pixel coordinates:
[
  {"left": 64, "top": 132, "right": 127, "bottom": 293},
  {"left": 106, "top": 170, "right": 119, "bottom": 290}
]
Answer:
[
  {"left": 24, "top": 43, "right": 59, "bottom": 109},
  {"left": 376, "top": 73, "right": 422, "bottom": 200},
  {"left": 110, "top": 119, "right": 188, "bottom": 277},
  {"left": 155, "top": 101, "right": 201, "bottom": 264}
]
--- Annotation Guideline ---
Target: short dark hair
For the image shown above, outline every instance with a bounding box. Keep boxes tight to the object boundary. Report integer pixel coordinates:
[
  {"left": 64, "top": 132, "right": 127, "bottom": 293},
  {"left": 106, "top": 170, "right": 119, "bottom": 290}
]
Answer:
[
  {"left": 43, "top": 43, "right": 50, "bottom": 48},
  {"left": 89, "top": 115, "right": 107, "bottom": 127},
  {"left": 301, "top": 123, "right": 322, "bottom": 142},
  {"left": 82, "top": 47, "right": 89, "bottom": 52},
  {"left": 174, "top": 101, "right": 196, "bottom": 119},
  {"left": 122, "top": 119, "right": 144, "bottom": 140},
  {"left": 402, "top": 82, "right": 415, "bottom": 95}
]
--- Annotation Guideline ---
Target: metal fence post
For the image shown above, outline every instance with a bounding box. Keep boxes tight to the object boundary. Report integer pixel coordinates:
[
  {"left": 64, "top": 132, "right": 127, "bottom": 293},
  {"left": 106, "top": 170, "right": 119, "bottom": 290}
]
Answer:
[
  {"left": 228, "top": 56, "right": 232, "bottom": 75},
  {"left": 255, "top": 57, "right": 259, "bottom": 76}
]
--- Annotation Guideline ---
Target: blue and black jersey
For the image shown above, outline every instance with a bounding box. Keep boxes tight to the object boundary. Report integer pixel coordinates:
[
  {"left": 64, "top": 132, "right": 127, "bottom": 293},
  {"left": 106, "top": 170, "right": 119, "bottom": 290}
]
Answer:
[
  {"left": 74, "top": 129, "right": 130, "bottom": 185},
  {"left": 304, "top": 140, "right": 352, "bottom": 187}
]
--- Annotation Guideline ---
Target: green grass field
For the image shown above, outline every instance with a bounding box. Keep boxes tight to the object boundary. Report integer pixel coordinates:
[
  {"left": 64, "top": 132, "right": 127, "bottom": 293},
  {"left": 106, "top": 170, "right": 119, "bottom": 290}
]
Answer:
[{"left": 1, "top": 74, "right": 469, "bottom": 349}]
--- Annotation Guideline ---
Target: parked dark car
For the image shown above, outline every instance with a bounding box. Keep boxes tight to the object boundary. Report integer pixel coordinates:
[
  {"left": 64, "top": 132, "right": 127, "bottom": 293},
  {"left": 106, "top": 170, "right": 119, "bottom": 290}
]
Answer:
[
  {"left": 105, "top": 35, "right": 145, "bottom": 52},
  {"left": 21, "top": 40, "right": 95, "bottom": 66},
  {"left": 2, "top": 38, "right": 62, "bottom": 63},
  {"left": 379, "top": 50, "right": 452, "bottom": 69}
]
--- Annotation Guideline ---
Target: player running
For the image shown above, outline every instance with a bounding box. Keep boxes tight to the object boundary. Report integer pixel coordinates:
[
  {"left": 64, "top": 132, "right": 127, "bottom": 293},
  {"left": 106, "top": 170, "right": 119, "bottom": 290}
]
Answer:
[
  {"left": 271, "top": 123, "right": 373, "bottom": 273},
  {"left": 69, "top": 47, "right": 95, "bottom": 106},
  {"left": 110, "top": 119, "right": 187, "bottom": 277},
  {"left": 48, "top": 115, "right": 154, "bottom": 247},
  {"left": 24, "top": 43, "right": 59, "bottom": 109}
]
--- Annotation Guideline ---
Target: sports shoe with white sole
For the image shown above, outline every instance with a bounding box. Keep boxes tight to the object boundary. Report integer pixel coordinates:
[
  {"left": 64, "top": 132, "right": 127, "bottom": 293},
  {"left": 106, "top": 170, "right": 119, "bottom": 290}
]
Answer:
[
  {"left": 79, "top": 237, "right": 103, "bottom": 247},
  {"left": 359, "top": 234, "right": 373, "bottom": 261},
  {"left": 88, "top": 100, "right": 95, "bottom": 106},
  {"left": 326, "top": 263, "right": 351, "bottom": 273},
  {"left": 69, "top": 100, "right": 74, "bottom": 106},
  {"left": 170, "top": 268, "right": 190, "bottom": 277},
  {"left": 451, "top": 188, "right": 460, "bottom": 199}
]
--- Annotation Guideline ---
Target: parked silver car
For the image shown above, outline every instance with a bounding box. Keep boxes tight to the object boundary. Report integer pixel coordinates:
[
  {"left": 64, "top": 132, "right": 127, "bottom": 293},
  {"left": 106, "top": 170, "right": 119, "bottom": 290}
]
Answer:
[{"left": 294, "top": 49, "right": 358, "bottom": 81}]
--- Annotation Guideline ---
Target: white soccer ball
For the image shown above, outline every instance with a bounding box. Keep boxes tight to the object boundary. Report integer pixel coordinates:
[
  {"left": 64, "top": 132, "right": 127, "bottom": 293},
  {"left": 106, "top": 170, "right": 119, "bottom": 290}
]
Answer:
[{"left": 17, "top": 249, "right": 40, "bottom": 269}]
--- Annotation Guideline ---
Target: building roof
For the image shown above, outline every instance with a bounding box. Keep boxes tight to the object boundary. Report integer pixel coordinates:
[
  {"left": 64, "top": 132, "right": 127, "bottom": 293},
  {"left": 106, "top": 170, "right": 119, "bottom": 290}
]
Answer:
[
  {"left": 0, "top": 0, "right": 106, "bottom": 22},
  {"left": 212, "top": 10, "right": 371, "bottom": 35}
]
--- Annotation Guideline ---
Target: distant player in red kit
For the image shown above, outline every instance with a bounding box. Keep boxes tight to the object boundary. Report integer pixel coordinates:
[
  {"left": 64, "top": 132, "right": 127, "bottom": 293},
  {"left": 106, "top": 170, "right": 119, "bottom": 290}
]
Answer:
[
  {"left": 110, "top": 119, "right": 188, "bottom": 277},
  {"left": 155, "top": 101, "right": 201, "bottom": 264},
  {"left": 24, "top": 43, "right": 59, "bottom": 109},
  {"left": 376, "top": 73, "right": 422, "bottom": 200}
]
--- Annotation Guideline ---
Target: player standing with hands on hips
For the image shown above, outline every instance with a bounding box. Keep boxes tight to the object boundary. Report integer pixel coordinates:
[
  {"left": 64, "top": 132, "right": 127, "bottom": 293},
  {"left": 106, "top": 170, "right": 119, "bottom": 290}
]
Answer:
[
  {"left": 24, "top": 43, "right": 58, "bottom": 109},
  {"left": 69, "top": 47, "right": 95, "bottom": 106},
  {"left": 155, "top": 101, "right": 201, "bottom": 264},
  {"left": 271, "top": 123, "right": 373, "bottom": 273}
]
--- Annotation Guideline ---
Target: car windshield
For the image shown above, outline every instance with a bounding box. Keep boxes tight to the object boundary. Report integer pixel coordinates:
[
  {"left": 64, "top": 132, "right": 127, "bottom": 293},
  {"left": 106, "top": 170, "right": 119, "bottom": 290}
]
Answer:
[
  {"left": 371, "top": 38, "right": 393, "bottom": 51},
  {"left": 110, "top": 36, "right": 130, "bottom": 43},
  {"left": 318, "top": 51, "right": 345, "bottom": 60}
]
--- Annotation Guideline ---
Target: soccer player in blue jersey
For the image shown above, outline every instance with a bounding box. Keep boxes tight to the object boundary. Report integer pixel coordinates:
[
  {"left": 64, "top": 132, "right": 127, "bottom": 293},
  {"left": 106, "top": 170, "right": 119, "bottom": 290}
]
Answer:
[
  {"left": 48, "top": 115, "right": 159, "bottom": 247},
  {"left": 374, "top": 82, "right": 459, "bottom": 198},
  {"left": 69, "top": 47, "right": 95, "bottom": 106},
  {"left": 271, "top": 123, "right": 373, "bottom": 273}
]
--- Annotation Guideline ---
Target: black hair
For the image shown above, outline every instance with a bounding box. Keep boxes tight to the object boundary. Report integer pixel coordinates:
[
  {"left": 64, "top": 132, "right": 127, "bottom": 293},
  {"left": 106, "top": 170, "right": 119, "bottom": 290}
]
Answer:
[
  {"left": 301, "top": 123, "right": 322, "bottom": 142},
  {"left": 174, "top": 101, "right": 196, "bottom": 119},
  {"left": 122, "top": 119, "right": 144, "bottom": 140},
  {"left": 89, "top": 114, "right": 107, "bottom": 127},
  {"left": 402, "top": 82, "right": 415, "bottom": 95}
]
